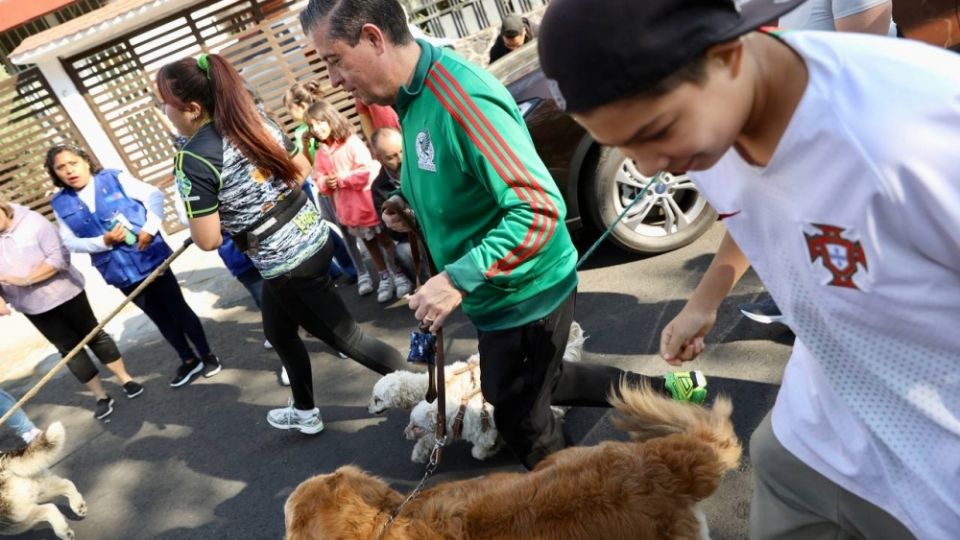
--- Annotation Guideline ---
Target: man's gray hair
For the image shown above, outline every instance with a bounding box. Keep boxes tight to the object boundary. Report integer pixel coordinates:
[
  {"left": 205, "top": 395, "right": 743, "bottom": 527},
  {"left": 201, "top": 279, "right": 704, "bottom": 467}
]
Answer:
[
  {"left": 299, "top": 0, "right": 414, "bottom": 46},
  {"left": 370, "top": 126, "right": 401, "bottom": 151}
]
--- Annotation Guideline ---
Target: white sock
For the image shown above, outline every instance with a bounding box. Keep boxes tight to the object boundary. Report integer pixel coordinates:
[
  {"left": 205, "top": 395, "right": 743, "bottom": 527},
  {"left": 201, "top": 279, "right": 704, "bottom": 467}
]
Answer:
[{"left": 294, "top": 408, "right": 318, "bottom": 419}]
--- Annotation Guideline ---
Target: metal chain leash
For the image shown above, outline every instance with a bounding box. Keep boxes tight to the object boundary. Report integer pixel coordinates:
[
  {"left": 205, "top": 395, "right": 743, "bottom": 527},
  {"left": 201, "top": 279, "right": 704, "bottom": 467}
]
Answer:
[{"left": 374, "top": 435, "right": 447, "bottom": 540}]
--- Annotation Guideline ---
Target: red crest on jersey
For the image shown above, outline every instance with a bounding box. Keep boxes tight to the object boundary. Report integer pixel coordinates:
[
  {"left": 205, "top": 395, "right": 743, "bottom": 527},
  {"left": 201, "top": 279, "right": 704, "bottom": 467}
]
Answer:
[{"left": 804, "top": 224, "right": 868, "bottom": 290}]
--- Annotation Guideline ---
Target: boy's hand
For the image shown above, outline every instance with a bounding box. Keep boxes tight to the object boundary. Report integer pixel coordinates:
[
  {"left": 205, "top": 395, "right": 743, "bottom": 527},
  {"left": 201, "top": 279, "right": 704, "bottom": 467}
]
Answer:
[
  {"left": 103, "top": 224, "right": 127, "bottom": 247},
  {"left": 324, "top": 175, "right": 338, "bottom": 190},
  {"left": 660, "top": 305, "right": 716, "bottom": 366}
]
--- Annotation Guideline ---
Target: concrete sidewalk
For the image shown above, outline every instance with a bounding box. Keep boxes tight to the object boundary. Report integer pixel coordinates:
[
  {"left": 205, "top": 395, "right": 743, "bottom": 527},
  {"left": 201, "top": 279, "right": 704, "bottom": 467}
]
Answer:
[{"left": 0, "top": 229, "right": 249, "bottom": 390}]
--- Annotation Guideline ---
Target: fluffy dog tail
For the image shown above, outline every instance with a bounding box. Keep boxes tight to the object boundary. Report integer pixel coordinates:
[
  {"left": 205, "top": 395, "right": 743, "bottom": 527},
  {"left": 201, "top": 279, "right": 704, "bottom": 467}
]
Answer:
[
  {"left": 562, "top": 321, "right": 587, "bottom": 363},
  {"left": 610, "top": 383, "right": 741, "bottom": 499},
  {"left": 2, "top": 421, "right": 66, "bottom": 477}
]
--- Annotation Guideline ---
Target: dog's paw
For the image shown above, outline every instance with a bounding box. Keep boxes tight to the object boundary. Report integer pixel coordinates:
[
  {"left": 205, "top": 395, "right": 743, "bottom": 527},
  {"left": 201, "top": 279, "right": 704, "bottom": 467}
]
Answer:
[
  {"left": 550, "top": 406, "right": 568, "bottom": 421},
  {"left": 74, "top": 499, "right": 88, "bottom": 518},
  {"left": 471, "top": 443, "right": 501, "bottom": 461},
  {"left": 55, "top": 526, "right": 75, "bottom": 540}
]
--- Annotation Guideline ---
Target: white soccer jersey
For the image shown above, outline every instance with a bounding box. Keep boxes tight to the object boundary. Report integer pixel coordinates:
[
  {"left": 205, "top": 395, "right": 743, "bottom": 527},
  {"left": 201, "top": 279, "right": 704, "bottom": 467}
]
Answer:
[{"left": 692, "top": 31, "right": 960, "bottom": 539}]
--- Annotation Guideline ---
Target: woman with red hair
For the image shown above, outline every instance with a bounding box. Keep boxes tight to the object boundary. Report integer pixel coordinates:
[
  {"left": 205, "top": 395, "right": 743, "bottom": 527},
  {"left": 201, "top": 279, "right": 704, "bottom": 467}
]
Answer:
[{"left": 157, "top": 54, "right": 406, "bottom": 435}]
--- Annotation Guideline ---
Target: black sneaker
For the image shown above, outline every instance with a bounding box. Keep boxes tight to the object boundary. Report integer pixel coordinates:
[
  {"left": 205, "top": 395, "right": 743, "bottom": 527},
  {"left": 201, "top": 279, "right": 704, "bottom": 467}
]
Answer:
[
  {"left": 123, "top": 381, "right": 144, "bottom": 399},
  {"left": 738, "top": 296, "right": 785, "bottom": 325},
  {"left": 202, "top": 354, "right": 222, "bottom": 378},
  {"left": 95, "top": 396, "right": 115, "bottom": 420},
  {"left": 170, "top": 359, "right": 204, "bottom": 387}
]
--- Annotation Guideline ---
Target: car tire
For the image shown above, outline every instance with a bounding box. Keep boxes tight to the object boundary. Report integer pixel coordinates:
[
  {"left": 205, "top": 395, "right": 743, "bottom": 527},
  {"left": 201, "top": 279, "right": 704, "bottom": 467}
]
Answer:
[{"left": 586, "top": 147, "right": 717, "bottom": 254}]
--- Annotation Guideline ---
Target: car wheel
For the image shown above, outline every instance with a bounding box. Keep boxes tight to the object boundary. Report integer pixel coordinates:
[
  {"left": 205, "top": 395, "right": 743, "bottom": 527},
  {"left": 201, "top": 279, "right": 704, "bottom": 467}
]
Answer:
[{"left": 586, "top": 147, "right": 718, "bottom": 254}]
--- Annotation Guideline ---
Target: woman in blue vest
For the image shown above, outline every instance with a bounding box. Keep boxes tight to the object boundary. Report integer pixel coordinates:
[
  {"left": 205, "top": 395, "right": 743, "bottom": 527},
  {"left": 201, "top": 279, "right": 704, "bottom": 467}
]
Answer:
[
  {"left": 157, "top": 54, "right": 407, "bottom": 435},
  {"left": 46, "top": 144, "right": 221, "bottom": 388}
]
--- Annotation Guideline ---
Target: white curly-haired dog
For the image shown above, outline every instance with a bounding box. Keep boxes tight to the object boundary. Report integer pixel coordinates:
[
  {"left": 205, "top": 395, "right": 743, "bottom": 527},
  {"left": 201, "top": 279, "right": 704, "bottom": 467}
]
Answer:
[
  {"left": 368, "top": 356, "right": 481, "bottom": 415},
  {"left": 403, "top": 322, "right": 587, "bottom": 463}
]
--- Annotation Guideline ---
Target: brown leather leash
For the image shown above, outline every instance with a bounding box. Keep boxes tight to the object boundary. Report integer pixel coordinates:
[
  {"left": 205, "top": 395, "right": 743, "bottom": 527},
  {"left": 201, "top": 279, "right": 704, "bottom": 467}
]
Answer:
[
  {"left": 382, "top": 195, "right": 447, "bottom": 443},
  {"left": 376, "top": 195, "right": 449, "bottom": 540}
]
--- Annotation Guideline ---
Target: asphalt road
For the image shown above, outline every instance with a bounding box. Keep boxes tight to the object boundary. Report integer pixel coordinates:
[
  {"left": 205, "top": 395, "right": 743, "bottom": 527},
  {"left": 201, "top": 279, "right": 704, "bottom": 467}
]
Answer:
[{"left": 2, "top": 223, "right": 795, "bottom": 539}]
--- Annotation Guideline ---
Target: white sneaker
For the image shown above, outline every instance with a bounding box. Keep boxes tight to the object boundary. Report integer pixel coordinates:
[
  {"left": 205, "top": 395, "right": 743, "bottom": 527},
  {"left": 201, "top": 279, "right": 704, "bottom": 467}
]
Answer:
[
  {"left": 357, "top": 273, "right": 374, "bottom": 296},
  {"left": 280, "top": 366, "right": 290, "bottom": 386},
  {"left": 394, "top": 273, "right": 413, "bottom": 298},
  {"left": 266, "top": 399, "right": 324, "bottom": 434},
  {"left": 376, "top": 274, "right": 395, "bottom": 303},
  {"left": 263, "top": 339, "right": 273, "bottom": 349}
]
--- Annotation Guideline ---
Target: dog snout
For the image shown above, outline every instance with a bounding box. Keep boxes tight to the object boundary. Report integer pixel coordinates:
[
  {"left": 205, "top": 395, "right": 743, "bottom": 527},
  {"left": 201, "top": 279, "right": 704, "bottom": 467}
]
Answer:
[
  {"left": 368, "top": 396, "right": 387, "bottom": 415},
  {"left": 404, "top": 424, "right": 424, "bottom": 440}
]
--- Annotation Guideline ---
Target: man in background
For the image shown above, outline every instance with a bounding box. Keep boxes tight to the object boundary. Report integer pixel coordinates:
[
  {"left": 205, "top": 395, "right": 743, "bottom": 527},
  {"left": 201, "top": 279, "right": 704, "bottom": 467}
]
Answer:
[{"left": 488, "top": 14, "right": 537, "bottom": 64}]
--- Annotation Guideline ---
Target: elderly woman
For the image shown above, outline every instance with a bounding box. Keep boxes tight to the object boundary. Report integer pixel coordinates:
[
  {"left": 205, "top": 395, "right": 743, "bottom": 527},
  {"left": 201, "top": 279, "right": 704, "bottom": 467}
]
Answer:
[{"left": 0, "top": 199, "right": 142, "bottom": 420}]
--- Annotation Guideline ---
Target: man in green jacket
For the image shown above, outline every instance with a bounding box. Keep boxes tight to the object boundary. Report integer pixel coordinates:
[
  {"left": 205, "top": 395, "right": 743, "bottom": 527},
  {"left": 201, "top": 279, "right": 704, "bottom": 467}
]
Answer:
[{"left": 299, "top": 0, "right": 706, "bottom": 469}]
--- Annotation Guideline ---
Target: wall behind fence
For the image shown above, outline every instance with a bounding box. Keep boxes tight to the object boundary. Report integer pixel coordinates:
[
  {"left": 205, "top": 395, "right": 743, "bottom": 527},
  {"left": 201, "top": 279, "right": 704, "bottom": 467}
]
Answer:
[{"left": 0, "top": 67, "right": 92, "bottom": 219}]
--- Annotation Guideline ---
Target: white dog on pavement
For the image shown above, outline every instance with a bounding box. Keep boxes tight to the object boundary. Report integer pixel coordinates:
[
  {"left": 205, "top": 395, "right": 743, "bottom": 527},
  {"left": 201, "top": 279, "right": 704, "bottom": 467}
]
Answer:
[
  {"left": 0, "top": 422, "right": 86, "bottom": 540},
  {"left": 402, "top": 322, "right": 587, "bottom": 463},
  {"left": 368, "top": 356, "right": 481, "bottom": 415}
]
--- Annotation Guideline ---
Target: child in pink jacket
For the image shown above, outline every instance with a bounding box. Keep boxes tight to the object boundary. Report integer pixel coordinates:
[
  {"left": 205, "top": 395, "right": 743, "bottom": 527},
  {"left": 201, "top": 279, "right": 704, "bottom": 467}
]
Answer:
[{"left": 304, "top": 101, "right": 411, "bottom": 303}]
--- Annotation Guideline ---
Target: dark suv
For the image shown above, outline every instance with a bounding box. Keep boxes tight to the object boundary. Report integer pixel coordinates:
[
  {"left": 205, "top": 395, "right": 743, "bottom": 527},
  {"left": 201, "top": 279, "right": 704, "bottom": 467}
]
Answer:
[{"left": 490, "top": 43, "right": 717, "bottom": 254}]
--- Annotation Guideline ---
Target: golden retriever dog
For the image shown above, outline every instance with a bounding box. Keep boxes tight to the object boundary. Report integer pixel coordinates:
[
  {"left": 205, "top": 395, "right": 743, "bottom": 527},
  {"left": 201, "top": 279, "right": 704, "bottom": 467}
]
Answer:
[
  {"left": 284, "top": 382, "right": 741, "bottom": 540},
  {"left": 0, "top": 422, "right": 86, "bottom": 540}
]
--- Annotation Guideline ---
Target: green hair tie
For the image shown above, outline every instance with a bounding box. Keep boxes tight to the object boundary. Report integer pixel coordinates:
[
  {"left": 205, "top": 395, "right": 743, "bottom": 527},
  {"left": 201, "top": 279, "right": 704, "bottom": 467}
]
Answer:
[{"left": 197, "top": 53, "right": 211, "bottom": 77}]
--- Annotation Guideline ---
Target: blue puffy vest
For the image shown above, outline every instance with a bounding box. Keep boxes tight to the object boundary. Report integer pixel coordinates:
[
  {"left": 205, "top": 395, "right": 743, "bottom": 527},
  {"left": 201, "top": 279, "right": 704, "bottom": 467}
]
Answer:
[{"left": 51, "top": 169, "right": 172, "bottom": 288}]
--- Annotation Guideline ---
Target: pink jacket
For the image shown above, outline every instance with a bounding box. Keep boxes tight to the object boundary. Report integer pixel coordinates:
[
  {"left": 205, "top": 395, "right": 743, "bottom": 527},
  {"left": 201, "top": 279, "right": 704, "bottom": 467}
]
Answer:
[
  {"left": 0, "top": 204, "right": 84, "bottom": 314},
  {"left": 315, "top": 135, "right": 382, "bottom": 228}
]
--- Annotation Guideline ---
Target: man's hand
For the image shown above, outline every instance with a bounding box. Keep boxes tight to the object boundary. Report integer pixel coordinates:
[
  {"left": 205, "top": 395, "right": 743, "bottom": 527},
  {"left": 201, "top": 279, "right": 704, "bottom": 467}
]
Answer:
[
  {"left": 382, "top": 208, "right": 414, "bottom": 233},
  {"left": 408, "top": 271, "right": 464, "bottom": 333},
  {"left": 136, "top": 230, "right": 154, "bottom": 251},
  {"left": 103, "top": 224, "right": 127, "bottom": 247},
  {"left": 659, "top": 304, "right": 717, "bottom": 366}
]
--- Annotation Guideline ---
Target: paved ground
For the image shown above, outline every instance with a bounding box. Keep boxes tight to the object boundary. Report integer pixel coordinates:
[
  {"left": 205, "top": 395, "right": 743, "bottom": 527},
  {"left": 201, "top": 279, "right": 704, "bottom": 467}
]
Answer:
[{"left": 1, "top": 223, "right": 794, "bottom": 539}]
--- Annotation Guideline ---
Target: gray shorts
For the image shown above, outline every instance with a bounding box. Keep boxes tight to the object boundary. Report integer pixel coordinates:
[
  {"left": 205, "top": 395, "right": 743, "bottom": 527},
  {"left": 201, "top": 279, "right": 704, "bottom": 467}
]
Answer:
[{"left": 749, "top": 413, "right": 916, "bottom": 540}]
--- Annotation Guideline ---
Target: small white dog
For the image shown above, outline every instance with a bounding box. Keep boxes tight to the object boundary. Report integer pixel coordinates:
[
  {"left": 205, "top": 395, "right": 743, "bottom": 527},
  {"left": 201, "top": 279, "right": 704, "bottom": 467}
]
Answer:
[
  {"left": 403, "top": 322, "right": 587, "bottom": 463},
  {"left": 0, "top": 422, "right": 86, "bottom": 540},
  {"left": 368, "top": 357, "right": 481, "bottom": 415}
]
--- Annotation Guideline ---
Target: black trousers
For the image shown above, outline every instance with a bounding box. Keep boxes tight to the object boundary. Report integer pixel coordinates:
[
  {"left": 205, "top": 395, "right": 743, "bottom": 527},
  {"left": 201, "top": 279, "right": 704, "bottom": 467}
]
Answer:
[
  {"left": 477, "top": 291, "right": 662, "bottom": 470},
  {"left": 262, "top": 240, "right": 407, "bottom": 410},
  {"left": 120, "top": 269, "right": 210, "bottom": 363},
  {"left": 26, "top": 291, "right": 122, "bottom": 384}
]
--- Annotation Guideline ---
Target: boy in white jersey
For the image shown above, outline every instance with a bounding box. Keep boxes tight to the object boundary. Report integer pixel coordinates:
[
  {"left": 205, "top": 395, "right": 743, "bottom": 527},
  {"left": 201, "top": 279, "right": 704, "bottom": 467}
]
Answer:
[{"left": 539, "top": 0, "right": 960, "bottom": 538}]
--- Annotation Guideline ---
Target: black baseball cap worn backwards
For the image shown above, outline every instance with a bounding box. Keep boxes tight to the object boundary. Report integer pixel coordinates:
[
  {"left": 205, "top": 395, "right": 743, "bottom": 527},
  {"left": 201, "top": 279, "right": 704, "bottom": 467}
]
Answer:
[{"left": 538, "top": 0, "right": 806, "bottom": 113}]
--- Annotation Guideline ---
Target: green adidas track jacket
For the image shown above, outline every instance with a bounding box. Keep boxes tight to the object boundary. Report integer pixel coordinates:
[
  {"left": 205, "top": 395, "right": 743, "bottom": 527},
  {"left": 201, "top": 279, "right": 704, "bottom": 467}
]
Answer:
[{"left": 397, "top": 40, "right": 578, "bottom": 331}]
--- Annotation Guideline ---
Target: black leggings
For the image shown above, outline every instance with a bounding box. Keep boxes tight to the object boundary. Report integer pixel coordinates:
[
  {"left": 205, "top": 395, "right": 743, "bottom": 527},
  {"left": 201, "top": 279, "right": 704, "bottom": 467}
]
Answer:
[
  {"left": 26, "top": 291, "right": 122, "bottom": 384},
  {"left": 262, "top": 240, "right": 406, "bottom": 410},
  {"left": 477, "top": 291, "right": 664, "bottom": 470},
  {"left": 120, "top": 269, "right": 210, "bottom": 363}
]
